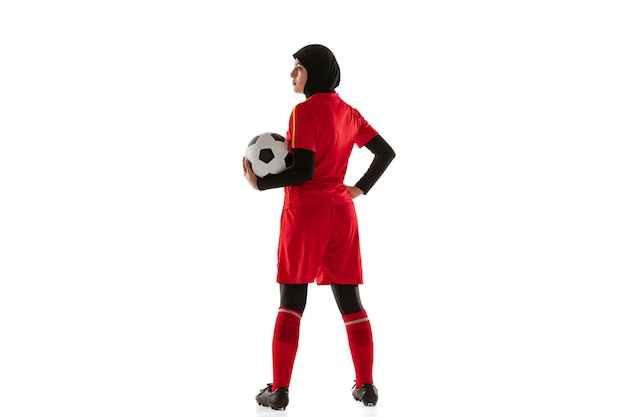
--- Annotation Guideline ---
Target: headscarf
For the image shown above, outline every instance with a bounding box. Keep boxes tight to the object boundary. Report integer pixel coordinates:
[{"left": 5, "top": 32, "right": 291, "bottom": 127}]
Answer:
[{"left": 293, "top": 44, "right": 341, "bottom": 98}]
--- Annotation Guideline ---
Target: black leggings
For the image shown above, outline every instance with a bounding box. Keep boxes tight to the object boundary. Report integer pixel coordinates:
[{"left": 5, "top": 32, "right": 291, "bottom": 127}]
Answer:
[{"left": 279, "top": 283, "right": 364, "bottom": 315}]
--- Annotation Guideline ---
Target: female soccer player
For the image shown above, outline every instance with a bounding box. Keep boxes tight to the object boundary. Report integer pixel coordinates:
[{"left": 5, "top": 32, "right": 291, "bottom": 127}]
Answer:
[{"left": 242, "top": 44, "right": 395, "bottom": 410}]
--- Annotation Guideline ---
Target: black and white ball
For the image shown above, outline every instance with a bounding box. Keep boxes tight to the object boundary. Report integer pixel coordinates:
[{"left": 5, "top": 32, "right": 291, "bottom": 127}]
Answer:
[{"left": 245, "top": 132, "right": 294, "bottom": 178}]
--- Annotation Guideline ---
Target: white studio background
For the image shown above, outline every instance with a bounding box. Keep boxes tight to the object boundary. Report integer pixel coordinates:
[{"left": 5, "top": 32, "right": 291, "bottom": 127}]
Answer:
[{"left": 1, "top": 1, "right": 625, "bottom": 417}]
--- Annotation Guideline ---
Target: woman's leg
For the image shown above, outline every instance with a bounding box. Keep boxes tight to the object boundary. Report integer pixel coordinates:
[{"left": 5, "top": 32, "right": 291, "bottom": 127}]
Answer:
[
  {"left": 332, "top": 283, "right": 375, "bottom": 392},
  {"left": 271, "top": 284, "right": 308, "bottom": 390},
  {"left": 280, "top": 283, "right": 308, "bottom": 313},
  {"left": 331, "top": 283, "right": 363, "bottom": 315}
]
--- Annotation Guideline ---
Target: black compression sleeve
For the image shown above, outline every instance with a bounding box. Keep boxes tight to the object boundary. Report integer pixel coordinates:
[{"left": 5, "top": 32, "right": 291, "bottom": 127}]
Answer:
[
  {"left": 257, "top": 148, "right": 315, "bottom": 190},
  {"left": 354, "top": 134, "right": 396, "bottom": 194}
]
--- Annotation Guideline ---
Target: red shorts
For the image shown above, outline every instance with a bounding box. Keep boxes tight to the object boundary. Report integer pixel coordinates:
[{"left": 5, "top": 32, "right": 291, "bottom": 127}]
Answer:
[{"left": 276, "top": 203, "right": 363, "bottom": 285}]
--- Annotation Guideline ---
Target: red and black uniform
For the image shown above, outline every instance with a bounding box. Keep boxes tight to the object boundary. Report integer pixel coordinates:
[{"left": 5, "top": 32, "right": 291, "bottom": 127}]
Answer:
[
  {"left": 254, "top": 44, "right": 395, "bottom": 399},
  {"left": 280, "top": 92, "right": 378, "bottom": 285}
]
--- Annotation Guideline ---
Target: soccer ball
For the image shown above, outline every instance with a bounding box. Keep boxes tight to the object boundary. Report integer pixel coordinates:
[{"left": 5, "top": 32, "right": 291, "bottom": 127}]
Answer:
[{"left": 245, "top": 132, "right": 294, "bottom": 178}]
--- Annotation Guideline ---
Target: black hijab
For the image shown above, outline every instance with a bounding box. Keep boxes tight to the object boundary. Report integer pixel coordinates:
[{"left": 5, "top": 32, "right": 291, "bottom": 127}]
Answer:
[{"left": 293, "top": 44, "right": 341, "bottom": 98}]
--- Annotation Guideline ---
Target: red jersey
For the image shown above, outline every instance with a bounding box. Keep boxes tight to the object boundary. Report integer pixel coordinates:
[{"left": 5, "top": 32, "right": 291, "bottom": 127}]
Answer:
[{"left": 284, "top": 93, "right": 378, "bottom": 208}]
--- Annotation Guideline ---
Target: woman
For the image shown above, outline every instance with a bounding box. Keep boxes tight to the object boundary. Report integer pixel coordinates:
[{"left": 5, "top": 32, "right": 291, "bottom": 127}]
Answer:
[{"left": 243, "top": 44, "right": 395, "bottom": 410}]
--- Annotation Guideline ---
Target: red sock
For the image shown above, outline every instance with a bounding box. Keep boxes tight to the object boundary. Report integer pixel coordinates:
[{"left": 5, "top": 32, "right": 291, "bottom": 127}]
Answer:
[
  {"left": 343, "top": 309, "right": 374, "bottom": 387},
  {"left": 272, "top": 307, "right": 302, "bottom": 391}
]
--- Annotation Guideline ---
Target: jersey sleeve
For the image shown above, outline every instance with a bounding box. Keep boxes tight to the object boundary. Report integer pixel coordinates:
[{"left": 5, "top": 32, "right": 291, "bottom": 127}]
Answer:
[
  {"left": 287, "top": 104, "right": 316, "bottom": 152},
  {"left": 353, "top": 109, "right": 379, "bottom": 148}
]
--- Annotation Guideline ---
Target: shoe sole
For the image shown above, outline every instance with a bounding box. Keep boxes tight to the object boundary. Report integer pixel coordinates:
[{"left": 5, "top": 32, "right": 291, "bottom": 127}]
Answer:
[
  {"left": 354, "top": 398, "right": 377, "bottom": 407},
  {"left": 257, "top": 402, "right": 287, "bottom": 411}
]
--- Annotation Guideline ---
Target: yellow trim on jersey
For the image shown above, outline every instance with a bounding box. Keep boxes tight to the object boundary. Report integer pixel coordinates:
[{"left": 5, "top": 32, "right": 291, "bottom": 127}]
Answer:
[{"left": 291, "top": 106, "right": 297, "bottom": 148}]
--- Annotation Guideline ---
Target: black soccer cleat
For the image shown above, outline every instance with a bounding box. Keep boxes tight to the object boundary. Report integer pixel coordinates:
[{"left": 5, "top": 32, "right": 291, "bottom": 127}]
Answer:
[
  {"left": 352, "top": 383, "right": 378, "bottom": 406},
  {"left": 256, "top": 383, "right": 289, "bottom": 410}
]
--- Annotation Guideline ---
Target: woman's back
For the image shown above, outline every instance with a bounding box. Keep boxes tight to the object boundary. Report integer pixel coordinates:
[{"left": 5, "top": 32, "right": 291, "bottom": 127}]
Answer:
[{"left": 284, "top": 92, "right": 378, "bottom": 207}]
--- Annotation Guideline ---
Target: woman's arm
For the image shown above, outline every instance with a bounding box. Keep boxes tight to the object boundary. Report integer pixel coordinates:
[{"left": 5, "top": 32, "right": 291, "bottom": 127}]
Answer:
[
  {"left": 353, "top": 134, "right": 396, "bottom": 195},
  {"left": 255, "top": 148, "right": 315, "bottom": 190}
]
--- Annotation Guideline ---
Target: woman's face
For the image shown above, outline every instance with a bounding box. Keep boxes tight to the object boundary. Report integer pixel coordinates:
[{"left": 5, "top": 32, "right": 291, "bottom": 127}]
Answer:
[{"left": 290, "top": 59, "right": 308, "bottom": 94}]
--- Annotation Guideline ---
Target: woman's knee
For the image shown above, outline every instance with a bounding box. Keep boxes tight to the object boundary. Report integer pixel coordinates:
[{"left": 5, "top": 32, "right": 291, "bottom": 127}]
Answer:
[
  {"left": 331, "top": 283, "right": 364, "bottom": 315},
  {"left": 279, "top": 283, "right": 308, "bottom": 313}
]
